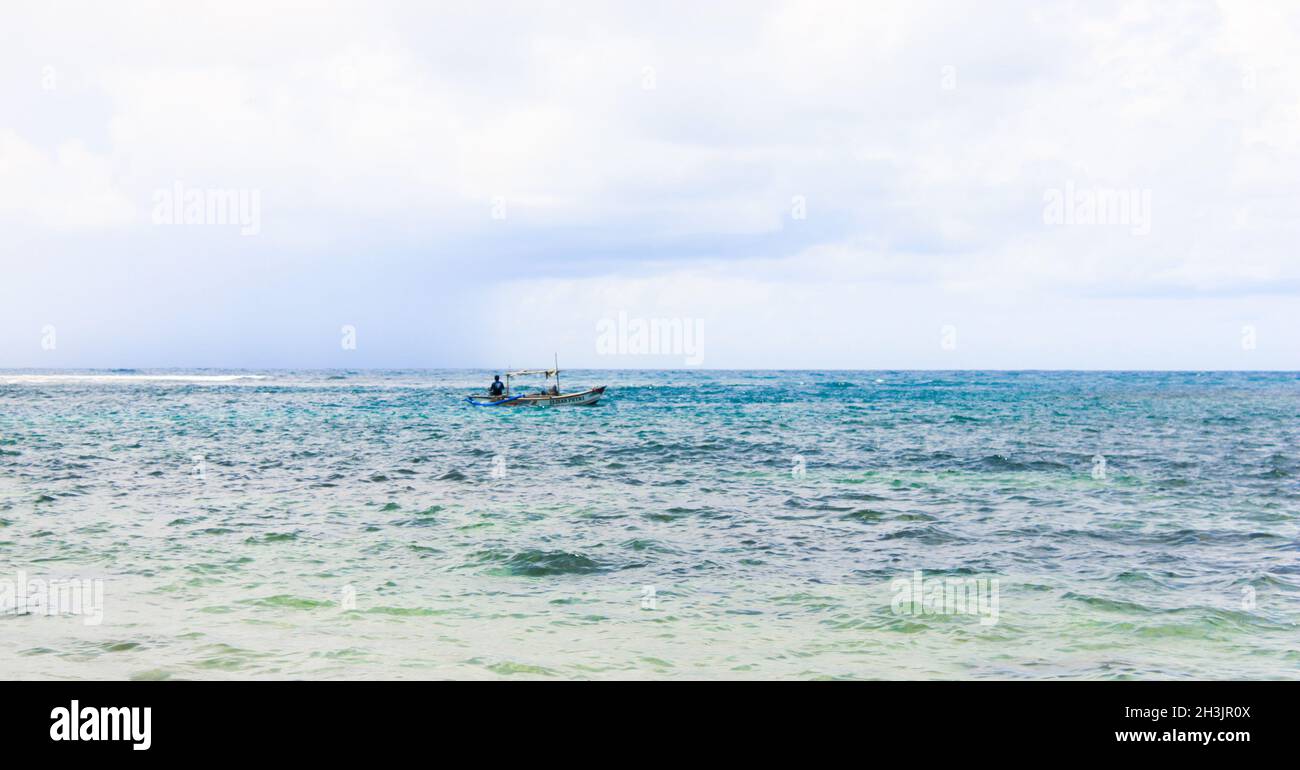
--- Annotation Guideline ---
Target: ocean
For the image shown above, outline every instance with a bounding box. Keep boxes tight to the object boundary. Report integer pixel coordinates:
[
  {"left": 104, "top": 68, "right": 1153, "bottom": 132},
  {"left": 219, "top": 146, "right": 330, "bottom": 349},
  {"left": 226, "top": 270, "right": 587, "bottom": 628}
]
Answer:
[{"left": 1, "top": 369, "right": 1296, "bottom": 680}]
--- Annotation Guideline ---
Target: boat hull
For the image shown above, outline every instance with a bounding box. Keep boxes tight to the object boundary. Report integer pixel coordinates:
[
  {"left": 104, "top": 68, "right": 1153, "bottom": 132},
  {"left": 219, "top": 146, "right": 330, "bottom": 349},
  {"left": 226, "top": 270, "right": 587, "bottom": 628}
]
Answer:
[{"left": 467, "top": 386, "right": 606, "bottom": 407}]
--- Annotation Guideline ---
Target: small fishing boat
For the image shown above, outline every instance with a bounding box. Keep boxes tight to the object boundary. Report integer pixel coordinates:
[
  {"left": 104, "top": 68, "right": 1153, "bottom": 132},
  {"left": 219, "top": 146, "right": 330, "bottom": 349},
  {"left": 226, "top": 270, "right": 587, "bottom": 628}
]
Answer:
[{"left": 466, "top": 357, "right": 607, "bottom": 407}]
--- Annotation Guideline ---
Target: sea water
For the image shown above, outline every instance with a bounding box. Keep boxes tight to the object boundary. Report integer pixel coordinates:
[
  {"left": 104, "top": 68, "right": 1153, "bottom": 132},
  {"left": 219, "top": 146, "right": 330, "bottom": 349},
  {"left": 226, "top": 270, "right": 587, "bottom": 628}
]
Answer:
[{"left": 0, "top": 370, "right": 1296, "bottom": 679}]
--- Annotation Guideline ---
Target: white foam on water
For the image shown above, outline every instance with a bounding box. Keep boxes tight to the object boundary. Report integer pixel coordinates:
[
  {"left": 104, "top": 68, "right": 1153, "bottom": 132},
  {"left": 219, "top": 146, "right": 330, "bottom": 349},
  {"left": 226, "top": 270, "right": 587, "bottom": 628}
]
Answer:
[{"left": 0, "top": 374, "right": 270, "bottom": 384}]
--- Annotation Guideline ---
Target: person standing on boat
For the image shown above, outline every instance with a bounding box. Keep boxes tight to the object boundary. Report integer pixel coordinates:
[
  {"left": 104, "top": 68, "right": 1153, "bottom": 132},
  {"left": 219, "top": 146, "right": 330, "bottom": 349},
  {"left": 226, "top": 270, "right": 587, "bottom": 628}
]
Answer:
[{"left": 489, "top": 375, "right": 505, "bottom": 397}]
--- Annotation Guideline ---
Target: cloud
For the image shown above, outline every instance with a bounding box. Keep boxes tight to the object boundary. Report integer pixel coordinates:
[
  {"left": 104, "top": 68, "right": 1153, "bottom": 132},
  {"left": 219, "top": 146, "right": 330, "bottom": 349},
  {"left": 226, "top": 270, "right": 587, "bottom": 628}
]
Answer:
[
  {"left": 0, "top": 132, "right": 135, "bottom": 228},
  {"left": 1, "top": 0, "right": 1298, "bottom": 367}
]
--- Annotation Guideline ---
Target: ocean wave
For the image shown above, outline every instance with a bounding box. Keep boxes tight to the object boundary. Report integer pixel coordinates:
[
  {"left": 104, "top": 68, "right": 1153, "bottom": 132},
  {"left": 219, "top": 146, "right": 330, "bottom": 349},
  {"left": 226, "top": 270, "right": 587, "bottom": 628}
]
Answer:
[
  {"left": 478, "top": 549, "right": 612, "bottom": 576},
  {"left": 4, "top": 369, "right": 1298, "bottom": 679}
]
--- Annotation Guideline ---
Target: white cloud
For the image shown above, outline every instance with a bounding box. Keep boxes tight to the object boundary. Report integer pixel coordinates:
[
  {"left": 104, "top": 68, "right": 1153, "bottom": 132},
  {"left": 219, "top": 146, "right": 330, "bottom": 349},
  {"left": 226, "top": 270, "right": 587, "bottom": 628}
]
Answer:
[
  {"left": 0, "top": 132, "right": 135, "bottom": 228},
  {"left": 1, "top": 0, "right": 1298, "bottom": 367}
]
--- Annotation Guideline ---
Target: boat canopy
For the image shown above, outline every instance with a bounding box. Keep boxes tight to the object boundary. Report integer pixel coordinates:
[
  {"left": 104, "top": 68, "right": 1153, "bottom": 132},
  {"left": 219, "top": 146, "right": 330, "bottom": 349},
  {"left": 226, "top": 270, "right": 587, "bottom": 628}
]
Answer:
[{"left": 506, "top": 368, "right": 558, "bottom": 378}]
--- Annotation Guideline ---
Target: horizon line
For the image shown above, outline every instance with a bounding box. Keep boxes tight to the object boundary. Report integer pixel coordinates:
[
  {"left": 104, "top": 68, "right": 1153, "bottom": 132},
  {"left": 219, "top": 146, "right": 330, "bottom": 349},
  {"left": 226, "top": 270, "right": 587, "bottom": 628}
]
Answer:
[{"left": 2, "top": 366, "right": 1298, "bottom": 374}]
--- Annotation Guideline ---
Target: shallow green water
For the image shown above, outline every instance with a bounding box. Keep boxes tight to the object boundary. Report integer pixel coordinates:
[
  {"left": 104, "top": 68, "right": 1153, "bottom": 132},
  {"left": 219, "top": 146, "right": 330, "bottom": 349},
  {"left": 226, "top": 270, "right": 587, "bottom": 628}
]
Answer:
[{"left": 1, "top": 370, "right": 1297, "bottom": 679}]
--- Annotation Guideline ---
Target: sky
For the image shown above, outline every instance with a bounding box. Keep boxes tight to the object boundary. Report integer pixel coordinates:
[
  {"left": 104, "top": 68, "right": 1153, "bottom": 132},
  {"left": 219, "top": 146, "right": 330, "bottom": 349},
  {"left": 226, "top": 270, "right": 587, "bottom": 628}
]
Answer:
[{"left": 1, "top": 0, "right": 1298, "bottom": 370}]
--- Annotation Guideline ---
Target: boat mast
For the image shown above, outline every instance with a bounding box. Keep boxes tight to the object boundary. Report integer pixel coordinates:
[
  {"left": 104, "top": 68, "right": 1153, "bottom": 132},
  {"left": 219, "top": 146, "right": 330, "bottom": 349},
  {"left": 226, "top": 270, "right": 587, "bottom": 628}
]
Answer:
[{"left": 554, "top": 352, "right": 560, "bottom": 393}]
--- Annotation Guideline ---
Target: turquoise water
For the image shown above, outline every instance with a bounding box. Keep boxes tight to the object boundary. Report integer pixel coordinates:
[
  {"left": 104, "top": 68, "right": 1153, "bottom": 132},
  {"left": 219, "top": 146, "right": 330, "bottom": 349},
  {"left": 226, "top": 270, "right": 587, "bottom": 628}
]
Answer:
[{"left": 1, "top": 370, "right": 1297, "bottom": 679}]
